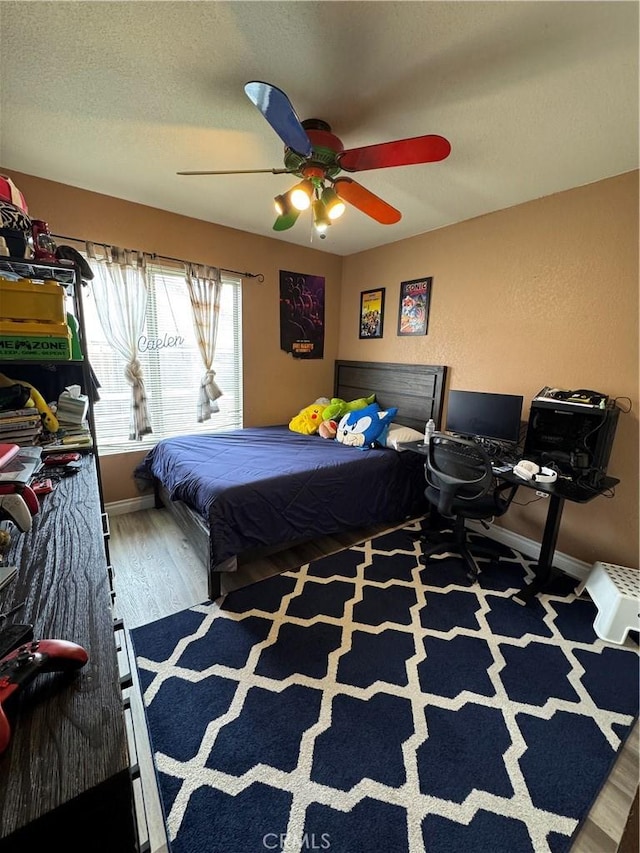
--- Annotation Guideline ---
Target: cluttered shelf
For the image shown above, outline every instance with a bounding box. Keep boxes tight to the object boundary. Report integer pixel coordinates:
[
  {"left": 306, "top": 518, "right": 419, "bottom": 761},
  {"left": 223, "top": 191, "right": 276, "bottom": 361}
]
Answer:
[
  {"left": 0, "top": 370, "right": 94, "bottom": 452},
  {"left": 1, "top": 256, "right": 86, "bottom": 362},
  {"left": 0, "top": 248, "right": 155, "bottom": 849},
  {"left": 1, "top": 256, "right": 98, "bottom": 455}
]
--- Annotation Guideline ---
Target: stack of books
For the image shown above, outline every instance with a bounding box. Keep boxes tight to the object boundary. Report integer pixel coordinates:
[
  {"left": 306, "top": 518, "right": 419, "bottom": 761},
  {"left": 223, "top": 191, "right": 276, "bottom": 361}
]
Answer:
[
  {"left": 0, "top": 407, "right": 43, "bottom": 446},
  {"left": 40, "top": 429, "right": 93, "bottom": 452}
]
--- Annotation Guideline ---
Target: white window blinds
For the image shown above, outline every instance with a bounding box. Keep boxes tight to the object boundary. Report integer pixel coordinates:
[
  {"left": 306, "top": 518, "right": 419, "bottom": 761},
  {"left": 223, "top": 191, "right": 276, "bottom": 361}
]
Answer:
[{"left": 81, "top": 261, "right": 243, "bottom": 454}]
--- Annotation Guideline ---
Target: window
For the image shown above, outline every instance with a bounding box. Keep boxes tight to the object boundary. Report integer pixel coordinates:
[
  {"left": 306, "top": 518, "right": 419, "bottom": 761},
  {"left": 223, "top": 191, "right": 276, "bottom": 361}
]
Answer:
[{"left": 81, "top": 262, "right": 243, "bottom": 454}]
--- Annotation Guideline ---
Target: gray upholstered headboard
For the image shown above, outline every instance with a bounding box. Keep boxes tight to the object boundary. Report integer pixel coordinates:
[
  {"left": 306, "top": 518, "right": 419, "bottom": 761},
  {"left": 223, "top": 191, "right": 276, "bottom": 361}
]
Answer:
[{"left": 334, "top": 360, "right": 447, "bottom": 433}]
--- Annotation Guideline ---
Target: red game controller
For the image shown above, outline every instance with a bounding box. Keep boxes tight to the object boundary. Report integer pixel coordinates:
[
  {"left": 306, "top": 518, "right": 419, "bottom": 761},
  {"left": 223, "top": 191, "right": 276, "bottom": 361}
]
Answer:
[
  {"left": 0, "top": 639, "right": 89, "bottom": 753},
  {"left": 43, "top": 452, "right": 81, "bottom": 466}
]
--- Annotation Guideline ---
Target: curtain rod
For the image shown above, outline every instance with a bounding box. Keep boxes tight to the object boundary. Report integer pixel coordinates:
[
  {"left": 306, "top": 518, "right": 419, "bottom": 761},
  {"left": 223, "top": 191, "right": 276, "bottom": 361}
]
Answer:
[{"left": 51, "top": 233, "right": 265, "bottom": 282}]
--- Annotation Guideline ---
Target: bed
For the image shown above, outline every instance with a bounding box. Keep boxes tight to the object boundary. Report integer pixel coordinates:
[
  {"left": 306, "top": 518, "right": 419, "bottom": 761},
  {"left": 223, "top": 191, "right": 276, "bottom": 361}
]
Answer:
[{"left": 136, "top": 360, "right": 447, "bottom": 598}]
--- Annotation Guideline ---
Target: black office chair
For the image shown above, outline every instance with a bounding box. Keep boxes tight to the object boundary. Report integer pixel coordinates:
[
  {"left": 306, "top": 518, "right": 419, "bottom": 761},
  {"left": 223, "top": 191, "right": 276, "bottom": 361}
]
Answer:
[{"left": 419, "top": 432, "right": 518, "bottom": 581}]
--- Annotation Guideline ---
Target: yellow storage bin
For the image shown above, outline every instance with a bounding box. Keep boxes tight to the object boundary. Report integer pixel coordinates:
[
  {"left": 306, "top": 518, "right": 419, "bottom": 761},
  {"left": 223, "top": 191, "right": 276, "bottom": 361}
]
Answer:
[{"left": 0, "top": 276, "right": 67, "bottom": 324}]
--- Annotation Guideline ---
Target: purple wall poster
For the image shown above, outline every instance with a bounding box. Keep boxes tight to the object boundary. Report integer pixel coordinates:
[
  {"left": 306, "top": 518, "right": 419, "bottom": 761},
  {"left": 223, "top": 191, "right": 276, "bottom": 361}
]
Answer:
[{"left": 279, "top": 270, "right": 325, "bottom": 359}]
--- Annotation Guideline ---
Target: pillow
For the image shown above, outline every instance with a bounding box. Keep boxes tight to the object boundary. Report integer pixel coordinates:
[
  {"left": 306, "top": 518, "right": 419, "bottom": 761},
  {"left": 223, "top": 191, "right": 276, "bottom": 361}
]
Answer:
[
  {"left": 385, "top": 423, "right": 425, "bottom": 451},
  {"left": 335, "top": 402, "right": 398, "bottom": 449}
]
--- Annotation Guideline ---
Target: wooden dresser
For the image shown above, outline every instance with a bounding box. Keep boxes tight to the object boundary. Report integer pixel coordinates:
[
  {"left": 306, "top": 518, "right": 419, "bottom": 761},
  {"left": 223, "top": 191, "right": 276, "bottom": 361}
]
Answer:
[{"left": 0, "top": 458, "right": 137, "bottom": 851}]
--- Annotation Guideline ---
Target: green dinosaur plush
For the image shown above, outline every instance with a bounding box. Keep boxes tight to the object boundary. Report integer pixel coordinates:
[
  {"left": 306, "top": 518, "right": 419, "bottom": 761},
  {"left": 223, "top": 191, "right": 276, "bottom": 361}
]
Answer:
[{"left": 321, "top": 394, "right": 376, "bottom": 422}]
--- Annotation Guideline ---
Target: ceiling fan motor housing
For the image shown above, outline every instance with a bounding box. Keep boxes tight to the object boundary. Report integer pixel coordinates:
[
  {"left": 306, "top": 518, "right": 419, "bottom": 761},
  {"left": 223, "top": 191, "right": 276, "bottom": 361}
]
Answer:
[{"left": 284, "top": 119, "right": 344, "bottom": 179}]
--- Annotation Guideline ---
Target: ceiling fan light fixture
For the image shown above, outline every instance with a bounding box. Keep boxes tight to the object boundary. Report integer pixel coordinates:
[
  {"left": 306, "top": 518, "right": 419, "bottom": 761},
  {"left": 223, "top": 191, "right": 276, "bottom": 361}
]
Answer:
[
  {"left": 274, "top": 192, "right": 293, "bottom": 216},
  {"left": 321, "top": 186, "right": 345, "bottom": 220},
  {"left": 290, "top": 179, "right": 314, "bottom": 211},
  {"left": 312, "top": 199, "right": 331, "bottom": 233}
]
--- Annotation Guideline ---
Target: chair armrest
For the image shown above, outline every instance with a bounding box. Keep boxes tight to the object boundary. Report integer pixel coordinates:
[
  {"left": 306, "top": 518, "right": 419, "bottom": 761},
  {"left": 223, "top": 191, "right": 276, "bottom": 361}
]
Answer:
[{"left": 493, "top": 481, "right": 519, "bottom": 513}]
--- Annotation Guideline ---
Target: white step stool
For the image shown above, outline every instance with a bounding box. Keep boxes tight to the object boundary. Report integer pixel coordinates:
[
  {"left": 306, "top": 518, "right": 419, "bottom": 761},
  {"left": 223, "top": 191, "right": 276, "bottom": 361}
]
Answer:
[{"left": 579, "top": 562, "right": 639, "bottom": 645}]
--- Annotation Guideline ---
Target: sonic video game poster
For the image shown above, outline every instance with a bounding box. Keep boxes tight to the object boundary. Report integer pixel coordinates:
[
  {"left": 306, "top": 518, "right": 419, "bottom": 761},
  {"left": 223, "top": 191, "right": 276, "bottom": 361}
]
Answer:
[{"left": 397, "top": 277, "right": 432, "bottom": 336}]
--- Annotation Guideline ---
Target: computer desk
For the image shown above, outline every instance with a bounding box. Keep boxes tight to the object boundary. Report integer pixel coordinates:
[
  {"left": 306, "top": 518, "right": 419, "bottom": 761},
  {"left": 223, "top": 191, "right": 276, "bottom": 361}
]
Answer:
[
  {"left": 400, "top": 441, "right": 619, "bottom": 606},
  {"left": 497, "top": 471, "right": 619, "bottom": 605}
]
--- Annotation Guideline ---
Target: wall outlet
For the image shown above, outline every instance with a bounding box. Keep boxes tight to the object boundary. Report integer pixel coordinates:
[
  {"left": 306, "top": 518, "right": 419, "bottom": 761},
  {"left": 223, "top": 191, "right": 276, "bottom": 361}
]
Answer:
[{"left": 535, "top": 490, "right": 549, "bottom": 498}]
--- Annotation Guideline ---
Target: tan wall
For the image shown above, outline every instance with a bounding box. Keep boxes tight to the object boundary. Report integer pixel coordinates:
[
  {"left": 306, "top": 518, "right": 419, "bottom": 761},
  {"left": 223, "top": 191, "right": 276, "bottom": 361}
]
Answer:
[
  {"left": 3, "top": 170, "right": 343, "bottom": 500},
  {"left": 339, "top": 171, "right": 639, "bottom": 568},
  {"left": 3, "top": 170, "right": 637, "bottom": 568}
]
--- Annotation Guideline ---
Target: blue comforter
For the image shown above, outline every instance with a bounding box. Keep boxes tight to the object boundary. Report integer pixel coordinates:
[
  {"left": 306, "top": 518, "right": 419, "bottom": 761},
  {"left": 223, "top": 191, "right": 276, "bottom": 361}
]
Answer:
[{"left": 136, "top": 425, "right": 426, "bottom": 571}]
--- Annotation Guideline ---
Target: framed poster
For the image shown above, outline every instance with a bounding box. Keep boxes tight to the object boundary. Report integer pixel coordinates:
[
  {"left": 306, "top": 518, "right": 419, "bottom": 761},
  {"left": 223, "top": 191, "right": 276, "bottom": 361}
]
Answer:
[
  {"left": 397, "top": 276, "right": 432, "bottom": 336},
  {"left": 359, "top": 288, "right": 385, "bottom": 339}
]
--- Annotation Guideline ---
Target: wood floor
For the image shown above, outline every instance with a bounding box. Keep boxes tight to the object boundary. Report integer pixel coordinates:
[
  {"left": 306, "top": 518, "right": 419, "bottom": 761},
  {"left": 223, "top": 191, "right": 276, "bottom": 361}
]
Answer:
[{"left": 110, "top": 507, "right": 639, "bottom": 853}]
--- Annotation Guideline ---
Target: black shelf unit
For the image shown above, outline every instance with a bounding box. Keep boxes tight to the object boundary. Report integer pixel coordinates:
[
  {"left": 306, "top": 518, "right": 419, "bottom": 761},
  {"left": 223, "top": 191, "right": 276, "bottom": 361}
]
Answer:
[
  {"left": 0, "top": 259, "right": 149, "bottom": 847},
  {"left": 0, "top": 256, "right": 108, "bottom": 532},
  {"left": 0, "top": 260, "right": 165, "bottom": 848}
]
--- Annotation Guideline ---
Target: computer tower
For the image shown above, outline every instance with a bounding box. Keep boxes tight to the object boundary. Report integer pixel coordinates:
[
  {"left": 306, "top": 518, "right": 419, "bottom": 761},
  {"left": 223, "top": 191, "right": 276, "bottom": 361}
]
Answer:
[{"left": 523, "top": 399, "right": 620, "bottom": 485}]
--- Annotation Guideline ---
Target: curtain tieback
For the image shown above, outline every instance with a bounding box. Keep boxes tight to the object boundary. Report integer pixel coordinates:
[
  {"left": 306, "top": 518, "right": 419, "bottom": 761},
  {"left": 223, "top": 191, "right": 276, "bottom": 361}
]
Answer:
[
  {"left": 202, "top": 369, "right": 222, "bottom": 403},
  {"left": 125, "top": 358, "right": 145, "bottom": 386}
]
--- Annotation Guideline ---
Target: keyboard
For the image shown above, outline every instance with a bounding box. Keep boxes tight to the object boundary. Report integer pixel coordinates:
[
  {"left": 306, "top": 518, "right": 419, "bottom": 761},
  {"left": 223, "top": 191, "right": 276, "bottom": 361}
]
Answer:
[{"left": 447, "top": 444, "right": 485, "bottom": 461}]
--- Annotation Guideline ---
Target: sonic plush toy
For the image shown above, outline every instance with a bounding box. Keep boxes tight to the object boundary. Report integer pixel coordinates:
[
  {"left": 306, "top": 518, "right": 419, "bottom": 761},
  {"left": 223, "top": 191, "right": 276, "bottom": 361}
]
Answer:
[{"left": 336, "top": 402, "right": 397, "bottom": 449}]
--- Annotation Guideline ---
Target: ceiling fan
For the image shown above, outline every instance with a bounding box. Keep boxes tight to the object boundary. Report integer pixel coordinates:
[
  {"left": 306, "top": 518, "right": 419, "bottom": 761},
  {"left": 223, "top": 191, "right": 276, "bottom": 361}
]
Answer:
[{"left": 178, "top": 81, "right": 451, "bottom": 235}]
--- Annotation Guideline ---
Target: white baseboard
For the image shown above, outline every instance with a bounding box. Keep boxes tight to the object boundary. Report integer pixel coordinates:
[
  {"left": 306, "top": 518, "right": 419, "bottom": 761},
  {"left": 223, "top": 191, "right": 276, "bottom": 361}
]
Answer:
[
  {"left": 467, "top": 519, "right": 591, "bottom": 582},
  {"left": 103, "top": 497, "right": 591, "bottom": 582},
  {"left": 105, "top": 494, "right": 156, "bottom": 516}
]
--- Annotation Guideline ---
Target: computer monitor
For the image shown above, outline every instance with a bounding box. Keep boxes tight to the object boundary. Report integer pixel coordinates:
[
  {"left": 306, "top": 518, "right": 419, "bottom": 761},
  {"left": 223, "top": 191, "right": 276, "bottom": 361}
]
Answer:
[{"left": 445, "top": 390, "right": 524, "bottom": 445}]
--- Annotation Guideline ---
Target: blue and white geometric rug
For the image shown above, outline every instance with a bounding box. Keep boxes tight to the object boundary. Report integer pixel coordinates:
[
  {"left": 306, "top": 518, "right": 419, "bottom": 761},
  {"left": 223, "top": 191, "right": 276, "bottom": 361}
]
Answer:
[{"left": 131, "top": 520, "right": 639, "bottom": 853}]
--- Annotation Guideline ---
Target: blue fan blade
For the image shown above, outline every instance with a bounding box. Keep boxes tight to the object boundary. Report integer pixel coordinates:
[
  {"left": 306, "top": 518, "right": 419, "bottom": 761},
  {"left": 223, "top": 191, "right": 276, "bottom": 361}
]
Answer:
[{"left": 245, "top": 81, "right": 312, "bottom": 158}]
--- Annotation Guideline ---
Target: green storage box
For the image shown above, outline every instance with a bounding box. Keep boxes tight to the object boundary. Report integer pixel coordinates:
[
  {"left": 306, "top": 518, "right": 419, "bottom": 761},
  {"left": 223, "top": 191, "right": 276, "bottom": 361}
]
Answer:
[{"left": 0, "top": 318, "right": 72, "bottom": 360}]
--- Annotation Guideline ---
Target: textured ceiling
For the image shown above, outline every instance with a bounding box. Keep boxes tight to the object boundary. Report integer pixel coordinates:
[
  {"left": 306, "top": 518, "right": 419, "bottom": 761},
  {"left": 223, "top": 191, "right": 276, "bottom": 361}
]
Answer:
[{"left": 1, "top": 1, "right": 638, "bottom": 256}]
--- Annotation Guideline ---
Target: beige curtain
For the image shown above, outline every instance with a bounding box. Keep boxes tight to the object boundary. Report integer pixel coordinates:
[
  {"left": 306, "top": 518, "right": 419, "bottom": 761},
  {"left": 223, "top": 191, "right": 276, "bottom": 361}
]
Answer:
[
  {"left": 185, "top": 263, "right": 223, "bottom": 422},
  {"left": 86, "top": 242, "right": 152, "bottom": 440}
]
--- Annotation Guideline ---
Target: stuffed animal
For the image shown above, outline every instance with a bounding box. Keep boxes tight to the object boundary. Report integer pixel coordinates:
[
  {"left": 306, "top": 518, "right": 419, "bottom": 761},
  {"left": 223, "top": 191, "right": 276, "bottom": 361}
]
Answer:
[
  {"left": 321, "top": 394, "right": 376, "bottom": 422},
  {"left": 335, "top": 402, "right": 398, "bottom": 449},
  {"left": 289, "top": 398, "right": 330, "bottom": 435},
  {"left": 318, "top": 419, "right": 338, "bottom": 440},
  {"left": 0, "top": 372, "right": 59, "bottom": 433}
]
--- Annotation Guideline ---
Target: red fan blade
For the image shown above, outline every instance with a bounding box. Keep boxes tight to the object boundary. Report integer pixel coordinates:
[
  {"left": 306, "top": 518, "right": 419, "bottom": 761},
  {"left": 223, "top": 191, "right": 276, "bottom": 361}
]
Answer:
[
  {"left": 273, "top": 209, "right": 301, "bottom": 231},
  {"left": 245, "top": 81, "right": 313, "bottom": 158},
  {"left": 339, "top": 135, "right": 451, "bottom": 172},
  {"left": 333, "top": 178, "right": 401, "bottom": 224}
]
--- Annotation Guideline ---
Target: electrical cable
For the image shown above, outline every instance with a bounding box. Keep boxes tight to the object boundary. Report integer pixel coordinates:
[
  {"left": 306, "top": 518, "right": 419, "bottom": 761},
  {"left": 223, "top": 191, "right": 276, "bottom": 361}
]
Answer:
[{"left": 513, "top": 495, "right": 545, "bottom": 506}]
